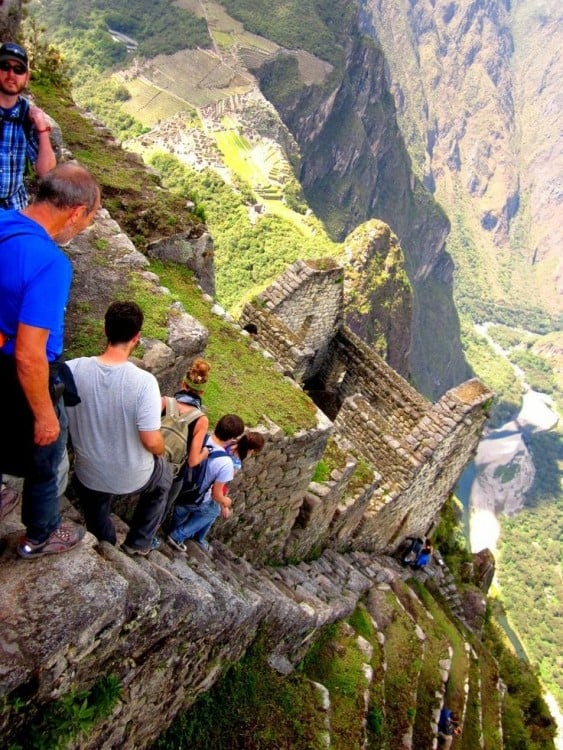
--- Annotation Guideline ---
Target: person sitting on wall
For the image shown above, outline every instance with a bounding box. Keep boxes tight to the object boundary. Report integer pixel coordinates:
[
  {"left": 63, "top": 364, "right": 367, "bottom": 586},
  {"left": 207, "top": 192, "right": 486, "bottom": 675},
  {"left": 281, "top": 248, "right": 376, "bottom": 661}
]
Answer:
[
  {"left": 401, "top": 536, "right": 424, "bottom": 565},
  {"left": 167, "top": 414, "right": 244, "bottom": 554},
  {"left": 66, "top": 301, "right": 173, "bottom": 556}
]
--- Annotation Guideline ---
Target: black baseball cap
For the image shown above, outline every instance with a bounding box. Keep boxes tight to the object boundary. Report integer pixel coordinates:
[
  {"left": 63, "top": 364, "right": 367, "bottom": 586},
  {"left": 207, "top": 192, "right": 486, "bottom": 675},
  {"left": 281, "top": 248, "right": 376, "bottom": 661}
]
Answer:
[{"left": 0, "top": 43, "right": 28, "bottom": 69}]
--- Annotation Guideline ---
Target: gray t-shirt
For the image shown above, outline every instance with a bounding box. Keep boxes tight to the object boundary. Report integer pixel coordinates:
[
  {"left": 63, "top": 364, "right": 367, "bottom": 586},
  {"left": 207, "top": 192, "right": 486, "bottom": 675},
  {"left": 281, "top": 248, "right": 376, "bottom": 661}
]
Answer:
[{"left": 66, "top": 357, "right": 161, "bottom": 494}]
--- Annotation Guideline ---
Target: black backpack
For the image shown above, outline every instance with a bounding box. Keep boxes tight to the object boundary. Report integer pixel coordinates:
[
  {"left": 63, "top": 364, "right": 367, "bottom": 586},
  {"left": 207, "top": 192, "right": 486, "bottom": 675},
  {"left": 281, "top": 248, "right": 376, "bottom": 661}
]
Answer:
[{"left": 175, "top": 441, "right": 229, "bottom": 506}]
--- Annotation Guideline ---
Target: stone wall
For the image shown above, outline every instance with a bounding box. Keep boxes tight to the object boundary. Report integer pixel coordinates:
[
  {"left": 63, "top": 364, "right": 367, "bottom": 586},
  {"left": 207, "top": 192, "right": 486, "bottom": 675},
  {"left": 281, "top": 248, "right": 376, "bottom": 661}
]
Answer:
[
  {"left": 238, "top": 305, "right": 315, "bottom": 380},
  {"left": 350, "top": 380, "right": 492, "bottom": 551},
  {"left": 238, "top": 260, "right": 493, "bottom": 561},
  {"left": 0, "top": 521, "right": 392, "bottom": 749},
  {"left": 240, "top": 259, "right": 344, "bottom": 383},
  {"left": 331, "top": 328, "right": 429, "bottom": 437},
  {"left": 215, "top": 410, "right": 333, "bottom": 564}
]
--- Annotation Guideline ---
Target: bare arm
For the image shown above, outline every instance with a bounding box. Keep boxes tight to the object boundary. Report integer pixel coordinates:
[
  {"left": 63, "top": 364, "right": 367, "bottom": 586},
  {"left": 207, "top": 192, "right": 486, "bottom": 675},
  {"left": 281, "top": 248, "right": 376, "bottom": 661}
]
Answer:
[
  {"left": 211, "top": 481, "right": 232, "bottom": 518},
  {"left": 14, "top": 323, "right": 59, "bottom": 446},
  {"left": 139, "top": 429, "right": 165, "bottom": 456},
  {"left": 187, "top": 414, "right": 209, "bottom": 467},
  {"left": 28, "top": 106, "right": 56, "bottom": 177}
]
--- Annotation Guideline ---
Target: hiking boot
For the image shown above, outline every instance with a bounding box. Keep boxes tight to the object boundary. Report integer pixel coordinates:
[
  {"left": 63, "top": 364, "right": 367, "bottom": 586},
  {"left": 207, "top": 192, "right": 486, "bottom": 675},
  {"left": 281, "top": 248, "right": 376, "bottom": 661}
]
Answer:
[
  {"left": 121, "top": 536, "right": 161, "bottom": 557},
  {"left": 0, "top": 485, "right": 19, "bottom": 519},
  {"left": 167, "top": 535, "right": 187, "bottom": 553},
  {"left": 121, "top": 543, "right": 150, "bottom": 557},
  {"left": 17, "top": 522, "right": 85, "bottom": 560}
]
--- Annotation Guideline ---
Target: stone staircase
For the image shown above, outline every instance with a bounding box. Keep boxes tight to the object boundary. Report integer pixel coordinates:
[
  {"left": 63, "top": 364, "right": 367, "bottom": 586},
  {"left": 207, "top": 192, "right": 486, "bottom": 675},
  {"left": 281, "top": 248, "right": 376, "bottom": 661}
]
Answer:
[{"left": 0, "top": 495, "right": 502, "bottom": 749}]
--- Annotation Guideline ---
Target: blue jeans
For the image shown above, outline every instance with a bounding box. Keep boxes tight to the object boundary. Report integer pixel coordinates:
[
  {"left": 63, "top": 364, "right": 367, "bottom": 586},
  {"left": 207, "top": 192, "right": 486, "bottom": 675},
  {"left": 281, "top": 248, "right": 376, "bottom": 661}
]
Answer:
[
  {"left": 74, "top": 456, "right": 172, "bottom": 550},
  {"left": 0, "top": 351, "right": 67, "bottom": 542},
  {"left": 170, "top": 500, "right": 220, "bottom": 544},
  {"left": 20, "top": 398, "right": 68, "bottom": 542}
]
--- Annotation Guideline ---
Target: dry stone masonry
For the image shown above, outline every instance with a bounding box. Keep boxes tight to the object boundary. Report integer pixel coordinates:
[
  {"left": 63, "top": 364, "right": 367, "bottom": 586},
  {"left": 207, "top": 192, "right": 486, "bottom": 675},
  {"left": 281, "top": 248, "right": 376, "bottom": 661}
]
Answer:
[{"left": 238, "top": 260, "right": 493, "bottom": 559}]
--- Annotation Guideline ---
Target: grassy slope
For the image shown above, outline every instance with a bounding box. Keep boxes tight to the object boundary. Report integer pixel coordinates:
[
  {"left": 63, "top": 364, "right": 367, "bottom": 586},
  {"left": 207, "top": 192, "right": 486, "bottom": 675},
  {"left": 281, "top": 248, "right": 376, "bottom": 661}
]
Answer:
[{"left": 28, "top": 80, "right": 318, "bottom": 437}]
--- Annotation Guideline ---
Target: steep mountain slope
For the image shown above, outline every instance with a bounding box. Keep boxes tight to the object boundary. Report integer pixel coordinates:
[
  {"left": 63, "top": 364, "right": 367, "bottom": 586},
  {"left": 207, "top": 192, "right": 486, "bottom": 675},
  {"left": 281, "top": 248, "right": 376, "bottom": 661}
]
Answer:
[
  {"left": 27, "top": 0, "right": 470, "bottom": 399},
  {"left": 359, "top": 0, "right": 562, "bottom": 325},
  {"left": 255, "top": 28, "right": 470, "bottom": 397}
]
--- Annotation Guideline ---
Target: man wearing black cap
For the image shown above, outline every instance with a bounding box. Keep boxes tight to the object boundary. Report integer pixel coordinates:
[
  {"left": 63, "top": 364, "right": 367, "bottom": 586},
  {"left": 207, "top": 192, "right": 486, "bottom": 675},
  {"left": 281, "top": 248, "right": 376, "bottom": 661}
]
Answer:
[{"left": 0, "top": 42, "right": 56, "bottom": 210}]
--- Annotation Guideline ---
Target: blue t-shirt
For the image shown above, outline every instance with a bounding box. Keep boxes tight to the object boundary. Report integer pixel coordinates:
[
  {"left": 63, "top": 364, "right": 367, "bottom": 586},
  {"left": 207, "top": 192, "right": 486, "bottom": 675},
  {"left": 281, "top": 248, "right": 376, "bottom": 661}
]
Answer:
[
  {"left": 0, "top": 211, "right": 72, "bottom": 362},
  {"left": 200, "top": 437, "right": 234, "bottom": 504},
  {"left": 438, "top": 709, "right": 454, "bottom": 735},
  {"left": 416, "top": 550, "right": 431, "bottom": 567}
]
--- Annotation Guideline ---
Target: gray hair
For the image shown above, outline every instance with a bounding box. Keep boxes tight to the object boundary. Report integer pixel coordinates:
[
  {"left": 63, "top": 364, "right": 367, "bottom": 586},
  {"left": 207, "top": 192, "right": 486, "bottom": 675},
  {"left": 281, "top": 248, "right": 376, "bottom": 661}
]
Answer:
[{"left": 35, "top": 162, "right": 100, "bottom": 213}]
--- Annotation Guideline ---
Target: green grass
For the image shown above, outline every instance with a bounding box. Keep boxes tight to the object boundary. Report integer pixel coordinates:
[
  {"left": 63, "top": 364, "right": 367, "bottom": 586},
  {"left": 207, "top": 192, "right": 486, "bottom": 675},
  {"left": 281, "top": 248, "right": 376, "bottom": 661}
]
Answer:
[
  {"left": 393, "top": 582, "right": 451, "bottom": 750},
  {"left": 459, "top": 658, "right": 484, "bottom": 750},
  {"left": 150, "top": 261, "right": 317, "bottom": 434},
  {"left": 312, "top": 459, "right": 330, "bottom": 483},
  {"left": 214, "top": 128, "right": 321, "bottom": 237},
  {"left": 410, "top": 581, "right": 469, "bottom": 718},
  {"left": 301, "top": 621, "right": 374, "bottom": 749},
  {"left": 146, "top": 154, "right": 339, "bottom": 312},
  {"left": 483, "top": 614, "right": 557, "bottom": 749},
  {"left": 30, "top": 83, "right": 202, "bottom": 252},
  {"left": 9, "top": 675, "right": 121, "bottom": 750},
  {"left": 381, "top": 590, "right": 423, "bottom": 744},
  {"left": 155, "top": 637, "right": 326, "bottom": 750},
  {"left": 479, "top": 643, "right": 503, "bottom": 750}
]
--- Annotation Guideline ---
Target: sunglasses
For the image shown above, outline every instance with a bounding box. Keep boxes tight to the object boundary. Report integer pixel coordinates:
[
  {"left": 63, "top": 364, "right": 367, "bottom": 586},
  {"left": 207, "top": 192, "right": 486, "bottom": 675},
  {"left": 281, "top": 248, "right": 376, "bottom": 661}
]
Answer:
[{"left": 0, "top": 61, "right": 27, "bottom": 75}]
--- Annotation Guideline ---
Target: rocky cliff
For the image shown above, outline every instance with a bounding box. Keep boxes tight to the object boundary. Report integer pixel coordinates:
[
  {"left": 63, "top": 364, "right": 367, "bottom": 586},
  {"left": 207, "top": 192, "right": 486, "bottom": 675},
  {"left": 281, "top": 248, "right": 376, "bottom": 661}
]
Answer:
[
  {"left": 254, "top": 19, "right": 471, "bottom": 399},
  {"left": 359, "top": 0, "right": 562, "bottom": 324}
]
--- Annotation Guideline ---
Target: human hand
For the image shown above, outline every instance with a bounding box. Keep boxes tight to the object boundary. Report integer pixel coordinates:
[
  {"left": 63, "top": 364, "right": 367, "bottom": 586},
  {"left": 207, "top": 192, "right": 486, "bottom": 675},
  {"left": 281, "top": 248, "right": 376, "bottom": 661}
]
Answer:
[
  {"left": 28, "top": 106, "right": 49, "bottom": 132},
  {"left": 221, "top": 506, "right": 232, "bottom": 519},
  {"left": 34, "top": 409, "right": 60, "bottom": 445}
]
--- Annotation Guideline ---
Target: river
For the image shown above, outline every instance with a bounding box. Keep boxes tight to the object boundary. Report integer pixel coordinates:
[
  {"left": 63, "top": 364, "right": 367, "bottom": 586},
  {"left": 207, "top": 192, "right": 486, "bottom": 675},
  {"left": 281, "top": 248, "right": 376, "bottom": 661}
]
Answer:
[
  {"left": 455, "top": 326, "right": 562, "bottom": 746},
  {"left": 466, "top": 388, "right": 557, "bottom": 554}
]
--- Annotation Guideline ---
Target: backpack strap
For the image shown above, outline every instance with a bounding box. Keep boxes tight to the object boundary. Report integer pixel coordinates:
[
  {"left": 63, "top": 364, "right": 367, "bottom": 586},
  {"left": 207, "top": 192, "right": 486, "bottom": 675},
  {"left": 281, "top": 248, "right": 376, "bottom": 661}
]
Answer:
[
  {"left": 17, "top": 97, "right": 30, "bottom": 129},
  {"left": 184, "top": 447, "right": 230, "bottom": 505},
  {"left": 164, "top": 396, "right": 180, "bottom": 419},
  {"left": 164, "top": 397, "right": 203, "bottom": 426},
  {"left": 182, "top": 407, "right": 204, "bottom": 426}
]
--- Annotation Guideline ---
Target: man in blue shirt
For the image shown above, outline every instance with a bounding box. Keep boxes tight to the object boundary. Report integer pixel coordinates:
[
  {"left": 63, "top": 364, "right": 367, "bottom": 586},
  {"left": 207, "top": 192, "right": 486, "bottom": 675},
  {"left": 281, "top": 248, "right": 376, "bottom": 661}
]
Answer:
[
  {"left": 0, "top": 42, "right": 56, "bottom": 210},
  {"left": 0, "top": 162, "right": 100, "bottom": 559}
]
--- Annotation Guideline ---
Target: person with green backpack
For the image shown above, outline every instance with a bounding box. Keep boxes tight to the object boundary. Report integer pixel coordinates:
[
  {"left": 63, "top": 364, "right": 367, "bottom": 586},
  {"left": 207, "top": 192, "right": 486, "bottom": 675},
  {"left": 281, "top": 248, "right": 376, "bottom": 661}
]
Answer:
[{"left": 161, "top": 358, "right": 211, "bottom": 505}]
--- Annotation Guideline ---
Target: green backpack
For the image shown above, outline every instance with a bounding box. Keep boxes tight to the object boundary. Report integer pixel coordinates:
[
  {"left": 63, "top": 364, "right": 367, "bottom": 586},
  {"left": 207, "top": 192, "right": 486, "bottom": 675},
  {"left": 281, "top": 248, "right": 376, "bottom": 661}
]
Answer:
[{"left": 161, "top": 397, "right": 204, "bottom": 478}]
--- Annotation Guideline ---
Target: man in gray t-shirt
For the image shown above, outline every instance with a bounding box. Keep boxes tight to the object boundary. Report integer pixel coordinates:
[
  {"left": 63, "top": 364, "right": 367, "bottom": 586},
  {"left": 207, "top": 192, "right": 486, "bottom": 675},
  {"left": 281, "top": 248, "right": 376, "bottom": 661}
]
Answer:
[{"left": 66, "top": 301, "right": 172, "bottom": 555}]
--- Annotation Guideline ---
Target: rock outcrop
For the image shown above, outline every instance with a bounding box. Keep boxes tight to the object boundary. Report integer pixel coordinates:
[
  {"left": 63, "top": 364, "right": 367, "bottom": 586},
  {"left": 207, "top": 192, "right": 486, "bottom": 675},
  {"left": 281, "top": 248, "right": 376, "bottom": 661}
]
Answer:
[{"left": 255, "top": 22, "right": 470, "bottom": 399}]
